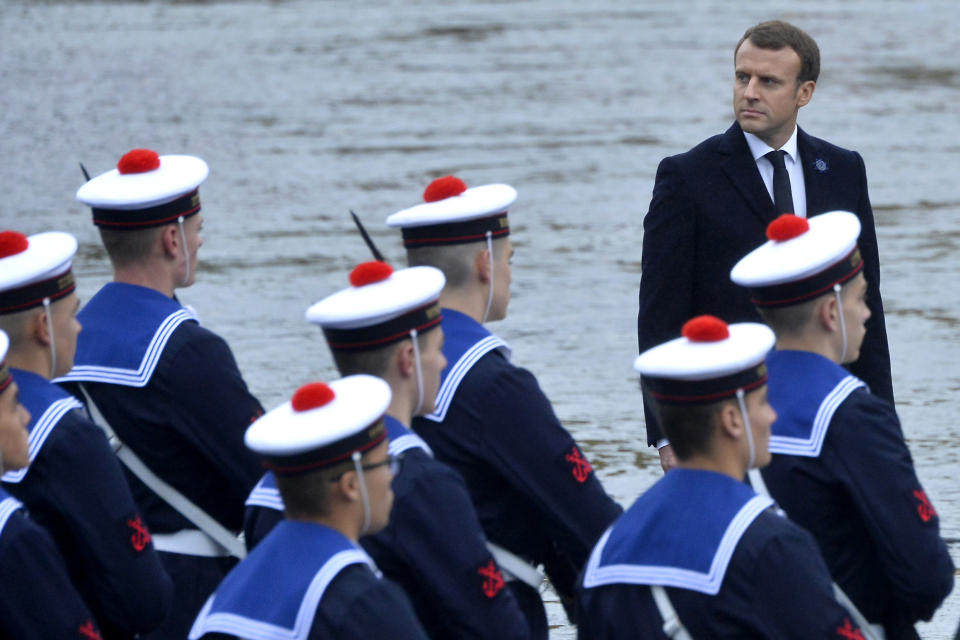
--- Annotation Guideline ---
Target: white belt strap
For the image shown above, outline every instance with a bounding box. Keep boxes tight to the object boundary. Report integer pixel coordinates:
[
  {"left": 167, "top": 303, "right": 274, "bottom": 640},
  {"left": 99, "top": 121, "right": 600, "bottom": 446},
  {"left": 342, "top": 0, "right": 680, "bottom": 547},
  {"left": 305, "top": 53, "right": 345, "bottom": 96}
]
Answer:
[
  {"left": 651, "top": 586, "right": 693, "bottom": 640},
  {"left": 486, "top": 541, "right": 544, "bottom": 590},
  {"left": 152, "top": 529, "right": 234, "bottom": 557},
  {"left": 749, "top": 468, "right": 882, "bottom": 640},
  {"left": 79, "top": 384, "right": 246, "bottom": 560}
]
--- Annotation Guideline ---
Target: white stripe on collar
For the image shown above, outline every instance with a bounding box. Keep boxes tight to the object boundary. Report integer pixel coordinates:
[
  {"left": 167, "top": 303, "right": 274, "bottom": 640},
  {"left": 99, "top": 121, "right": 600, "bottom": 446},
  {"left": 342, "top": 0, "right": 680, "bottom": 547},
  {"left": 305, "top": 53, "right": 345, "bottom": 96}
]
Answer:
[
  {"left": 188, "top": 549, "right": 376, "bottom": 640},
  {"left": 0, "top": 496, "right": 24, "bottom": 536},
  {"left": 769, "top": 375, "right": 864, "bottom": 457},
  {"left": 55, "top": 309, "right": 195, "bottom": 387},
  {"left": 388, "top": 433, "right": 433, "bottom": 457},
  {"left": 423, "top": 335, "right": 509, "bottom": 423},
  {"left": 581, "top": 494, "right": 773, "bottom": 595},
  {"left": 2, "top": 396, "right": 82, "bottom": 484}
]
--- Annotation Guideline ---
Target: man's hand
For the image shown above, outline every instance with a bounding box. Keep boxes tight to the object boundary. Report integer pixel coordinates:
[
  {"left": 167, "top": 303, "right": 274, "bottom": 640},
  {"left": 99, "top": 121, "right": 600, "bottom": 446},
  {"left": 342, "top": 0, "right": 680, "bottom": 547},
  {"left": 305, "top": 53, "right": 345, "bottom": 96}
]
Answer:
[{"left": 658, "top": 444, "right": 677, "bottom": 473}]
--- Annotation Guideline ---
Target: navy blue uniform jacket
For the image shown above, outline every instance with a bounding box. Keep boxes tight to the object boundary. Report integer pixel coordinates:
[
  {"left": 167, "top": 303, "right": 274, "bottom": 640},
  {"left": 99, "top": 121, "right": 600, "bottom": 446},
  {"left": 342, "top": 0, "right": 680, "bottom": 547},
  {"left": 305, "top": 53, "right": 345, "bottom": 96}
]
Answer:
[
  {"left": 0, "top": 489, "right": 104, "bottom": 640},
  {"left": 244, "top": 416, "right": 533, "bottom": 640},
  {"left": 59, "top": 283, "right": 265, "bottom": 639},
  {"left": 577, "top": 510, "right": 859, "bottom": 639},
  {"left": 3, "top": 369, "right": 172, "bottom": 639},
  {"left": 763, "top": 352, "right": 953, "bottom": 639},
  {"left": 413, "top": 310, "right": 623, "bottom": 625},
  {"left": 637, "top": 122, "right": 893, "bottom": 445},
  {"left": 190, "top": 521, "right": 428, "bottom": 640}
]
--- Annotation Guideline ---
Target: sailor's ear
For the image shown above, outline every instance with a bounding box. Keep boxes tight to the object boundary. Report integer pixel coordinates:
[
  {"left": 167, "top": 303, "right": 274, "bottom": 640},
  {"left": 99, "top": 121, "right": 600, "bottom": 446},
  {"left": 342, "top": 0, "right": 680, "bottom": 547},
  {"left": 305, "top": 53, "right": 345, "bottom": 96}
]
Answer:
[
  {"left": 159, "top": 224, "right": 181, "bottom": 259},
  {"left": 474, "top": 246, "right": 492, "bottom": 283},
  {"left": 717, "top": 401, "right": 743, "bottom": 440}
]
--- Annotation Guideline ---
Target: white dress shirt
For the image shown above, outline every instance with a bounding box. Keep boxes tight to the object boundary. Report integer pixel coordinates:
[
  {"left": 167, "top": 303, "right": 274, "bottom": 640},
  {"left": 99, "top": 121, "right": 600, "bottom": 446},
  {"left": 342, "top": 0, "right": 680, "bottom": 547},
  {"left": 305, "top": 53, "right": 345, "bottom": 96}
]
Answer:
[{"left": 743, "top": 126, "right": 807, "bottom": 218}]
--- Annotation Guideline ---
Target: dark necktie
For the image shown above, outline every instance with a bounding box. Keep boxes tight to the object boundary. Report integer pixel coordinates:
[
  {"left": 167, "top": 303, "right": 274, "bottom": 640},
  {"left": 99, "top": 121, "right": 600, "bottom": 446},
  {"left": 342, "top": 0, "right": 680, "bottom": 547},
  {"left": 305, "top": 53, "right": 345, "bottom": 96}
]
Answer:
[{"left": 765, "top": 150, "right": 795, "bottom": 215}]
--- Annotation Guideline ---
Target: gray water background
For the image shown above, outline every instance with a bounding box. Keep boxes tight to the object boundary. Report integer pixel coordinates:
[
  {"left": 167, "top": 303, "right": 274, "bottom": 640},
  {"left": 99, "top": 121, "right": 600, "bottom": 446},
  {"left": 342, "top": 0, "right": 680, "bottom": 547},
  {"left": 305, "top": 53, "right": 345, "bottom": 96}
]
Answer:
[{"left": 2, "top": 0, "right": 959, "bottom": 636}]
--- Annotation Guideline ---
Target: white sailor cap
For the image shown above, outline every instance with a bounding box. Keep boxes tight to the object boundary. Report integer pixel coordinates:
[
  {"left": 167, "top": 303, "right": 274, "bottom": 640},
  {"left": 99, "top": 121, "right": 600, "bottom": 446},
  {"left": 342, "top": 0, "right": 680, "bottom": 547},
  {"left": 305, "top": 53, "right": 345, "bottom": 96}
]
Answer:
[
  {"left": 634, "top": 315, "right": 774, "bottom": 405},
  {"left": 730, "top": 212, "right": 863, "bottom": 308},
  {"left": 245, "top": 375, "right": 392, "bottom": 476},
  {"left": 76, "top": 149, "right": 209, "bottom": 230},
  {"left": 0, "top": 330, "right": 11, "bottom": 393},
  {"left": 306, "top": 261, "right": 445, "bottom": 352},
  {"left": 0, "top": 230, "right": 78, "bottom": 315},
  {"left": 386, "top": 175, "right": 516, "bottom": 248}
]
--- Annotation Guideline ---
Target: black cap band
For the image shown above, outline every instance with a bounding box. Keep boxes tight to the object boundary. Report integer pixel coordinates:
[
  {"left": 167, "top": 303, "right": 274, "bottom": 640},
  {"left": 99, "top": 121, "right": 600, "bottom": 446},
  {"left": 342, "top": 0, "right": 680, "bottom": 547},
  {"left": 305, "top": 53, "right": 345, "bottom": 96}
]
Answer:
[
  {"left": 401, "top": 212, "right": 509, "bottom": 248},
  {"left": 0, "top": 270, "right": 76, "bottom": 315},
  {"left": 263, "top": 420, "right": 387, "bottom": 476},
  {"left": 642, "top": 363, "right": 768, "bottom": 405},
  {"left": 322, "top": 302, "right": 442, "bottom": 351},
  {"left": 749, "top": 247, "right": 863, "bottom": 308},
  {"left": 92, "top": 189, "right": 201, "bottom": 230}
]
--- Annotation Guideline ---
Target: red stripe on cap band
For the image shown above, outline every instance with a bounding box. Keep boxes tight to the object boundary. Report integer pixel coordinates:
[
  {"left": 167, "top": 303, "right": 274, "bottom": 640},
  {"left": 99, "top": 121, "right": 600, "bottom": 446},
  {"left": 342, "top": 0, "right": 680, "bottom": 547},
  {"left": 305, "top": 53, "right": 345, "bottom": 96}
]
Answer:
[
  {"left": 91, "top": 190, "right": 201, "bottom": 230},
  {"left": 264, "top": 430, "right": 387, "bottom": 475},
  {"left": 0, "top": 270, "right": 76, "bottom": 315}
]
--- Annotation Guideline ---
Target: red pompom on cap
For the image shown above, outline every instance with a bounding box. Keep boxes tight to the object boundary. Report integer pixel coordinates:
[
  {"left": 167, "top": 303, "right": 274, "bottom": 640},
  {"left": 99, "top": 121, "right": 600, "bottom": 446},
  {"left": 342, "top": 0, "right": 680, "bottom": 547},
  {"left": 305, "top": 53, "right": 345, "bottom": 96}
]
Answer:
[
  {"left": 766, "top": 214, "right": 810, "bottom": 242},
  {"left": 0, "top": 231, "right": 29, "bottom": 259},
  {"left": 349, "top": 261, "right": 393, "bottom": 287},
  {"left": 423, "top": 176, "right": 467, "bottom": 202},
  {"left": 291, "top": 382, "right": 336, "bottom": 412},
  {"left": 117, "top": 149, "right": 161, "bottom": 174},
  {"left": 682, "top": 315, "right": 730, "bottom": 342}
]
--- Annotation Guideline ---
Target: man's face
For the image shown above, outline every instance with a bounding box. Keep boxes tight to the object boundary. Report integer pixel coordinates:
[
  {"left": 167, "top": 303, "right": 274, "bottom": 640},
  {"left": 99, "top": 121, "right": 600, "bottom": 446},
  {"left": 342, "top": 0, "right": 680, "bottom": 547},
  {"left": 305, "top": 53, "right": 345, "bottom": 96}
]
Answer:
[
  {"left": 50, "top": 292, "right": 82, "bottom": 378},
  {"left": 361, "top": 439, "right": 395, "bottom": 534},
  {"left": 417, "top": 328, "right": 447, "bottom": 417},
  {"left": 487, "top": 237, "right": 513, "bottom": 322},
  {"left": 733, "top": 39, "right": 814, "bottom": 149},
  {"left": 0, "top": 381, "right": 31, "bottom": 471},
  {"left": 745, "top": 384, "right": 776, "bottom": 469},
  {"left": 840, "top": 273, "right": 871, "bottom": 364}
]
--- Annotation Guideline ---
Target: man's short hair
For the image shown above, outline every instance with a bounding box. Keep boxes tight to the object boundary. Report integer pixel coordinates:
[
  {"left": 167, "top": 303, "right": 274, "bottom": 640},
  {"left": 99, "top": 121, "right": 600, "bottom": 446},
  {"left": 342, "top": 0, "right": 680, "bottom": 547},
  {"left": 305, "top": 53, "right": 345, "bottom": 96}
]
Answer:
[
  {"left": 274, "top": 465, "right": 343, "bottom": 519},
  {"left": 406, "top": 243, "right": 477, "bottom": 289},
  {"left": 736, "top": 20, "right": 820, "bottom": 85},
  {"left": 757, "top": 295, "right": 821, "bottom": 337},
  {"left": 406, "top": 236, "right": 508, "bottom": 289},
  {"left": 644, "top": 386, "right": 732, "bottom": 460},
  {"left": 331, "top": 331, "right": 432, "bottom": 378},
  {"left": 0, "top": 308, "right": 32, "bottom": 346},
  {"left": 98, "top": 226, "right": 164, "bottom": 269}
]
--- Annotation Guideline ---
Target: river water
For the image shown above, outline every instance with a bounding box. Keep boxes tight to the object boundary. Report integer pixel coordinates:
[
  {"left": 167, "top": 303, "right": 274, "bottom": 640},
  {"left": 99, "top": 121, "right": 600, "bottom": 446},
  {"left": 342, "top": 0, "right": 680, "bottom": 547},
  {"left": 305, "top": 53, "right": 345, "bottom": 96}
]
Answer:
[{"left": 2, "top": 0, "right": 958, "bottom": 636}]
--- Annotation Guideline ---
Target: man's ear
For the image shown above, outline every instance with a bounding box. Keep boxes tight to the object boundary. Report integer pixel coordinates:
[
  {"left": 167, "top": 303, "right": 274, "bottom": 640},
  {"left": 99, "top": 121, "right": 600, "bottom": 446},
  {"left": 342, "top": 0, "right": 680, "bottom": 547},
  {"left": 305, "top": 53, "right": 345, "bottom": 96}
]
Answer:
[
  {"left": 474, "top": 246, "right": 492, "bottom": 284},
  {"left": 28, "top": 308, "right": 52, "bottom": 346},
  {"left": 816, "top": 295, "right": 839, "bottom": 333},
  {"left": 394, "top": 341, "right": 416, "bottom": 378},
  {"left": 335, "top": 470, "right": 361, "bottom": 503},
  {"left": 159, "top": 224, "right": 180, "bottom": 259},
  {"left": 796, "top": 79, "right": 815, "bottom": 108},
  {"left": 717, "top": 401, "right": 742, "bottom": 440}
]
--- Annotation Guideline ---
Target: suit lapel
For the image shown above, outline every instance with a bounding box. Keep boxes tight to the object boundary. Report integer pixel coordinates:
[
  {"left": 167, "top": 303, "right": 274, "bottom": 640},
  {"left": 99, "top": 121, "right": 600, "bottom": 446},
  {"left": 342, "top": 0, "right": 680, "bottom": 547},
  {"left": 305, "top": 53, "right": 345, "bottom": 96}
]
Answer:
[
  {"left": 799, "top": 127, "right": 829, "bottom": 217},
  {"left": 718, "top": 123, "right": 778, "bottom": 225}
]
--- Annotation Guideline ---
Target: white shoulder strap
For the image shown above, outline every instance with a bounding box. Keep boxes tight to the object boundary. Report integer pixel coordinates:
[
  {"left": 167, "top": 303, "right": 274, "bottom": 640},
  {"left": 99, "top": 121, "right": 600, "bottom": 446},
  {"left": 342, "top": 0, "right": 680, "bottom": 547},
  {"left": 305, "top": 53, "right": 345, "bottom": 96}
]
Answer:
[
  {"left": 485, "top": 541, "right": 544, "bottom": 589},
  {"left": 79, "top": 384, "right": 246, "bottom": 560},
  {"left": 651, "top": 586, "right": 694, "bottom": 639}
]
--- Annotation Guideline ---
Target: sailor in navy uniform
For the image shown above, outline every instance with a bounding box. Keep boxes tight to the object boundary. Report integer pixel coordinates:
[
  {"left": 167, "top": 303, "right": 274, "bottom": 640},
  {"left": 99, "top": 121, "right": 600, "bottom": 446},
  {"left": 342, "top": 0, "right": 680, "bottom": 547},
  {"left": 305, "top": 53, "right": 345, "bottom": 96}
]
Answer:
[
  {"left": 385, "top": 177, "right": 623, "bottom": 629},
  {"left": 731, "top": 213, "right": 954, "bottom": 639},
  {"left": 246, "top": 261, "right": 533, "bottom": 639},
  {"left": 0, "top": 231, "right": 172, "bottom": 638},
  {"left": 190, "top": 375, "right": 429, "bottom": 640},
  {"left": 58, "top": 149, "right": 265, "bottom": 638},
  {"left": 578, "top": 315, "right": 865, "bottom": 639},
  {"left": 0, "top": 330, "right": 106, "bottom": 639}
]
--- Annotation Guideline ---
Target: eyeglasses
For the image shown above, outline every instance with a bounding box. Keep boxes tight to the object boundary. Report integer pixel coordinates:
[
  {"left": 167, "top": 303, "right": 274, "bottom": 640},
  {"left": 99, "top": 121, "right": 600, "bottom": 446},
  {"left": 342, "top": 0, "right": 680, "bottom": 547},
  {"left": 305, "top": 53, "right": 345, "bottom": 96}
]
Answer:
[
  {"left": 328, "top": 453, "right": 404, "bottom": 481},
  {"left": 361, "top": 453, "right": 403, "bottom": 476}
]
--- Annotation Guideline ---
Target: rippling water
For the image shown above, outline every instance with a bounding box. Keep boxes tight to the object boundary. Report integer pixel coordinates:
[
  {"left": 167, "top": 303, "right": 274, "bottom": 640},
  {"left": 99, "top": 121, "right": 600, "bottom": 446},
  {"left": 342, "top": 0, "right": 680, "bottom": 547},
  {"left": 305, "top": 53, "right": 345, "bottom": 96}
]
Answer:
[{"left": 2, "top": 1, "right": 959, "bottom": 636}]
